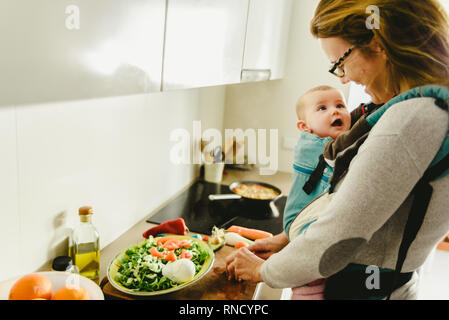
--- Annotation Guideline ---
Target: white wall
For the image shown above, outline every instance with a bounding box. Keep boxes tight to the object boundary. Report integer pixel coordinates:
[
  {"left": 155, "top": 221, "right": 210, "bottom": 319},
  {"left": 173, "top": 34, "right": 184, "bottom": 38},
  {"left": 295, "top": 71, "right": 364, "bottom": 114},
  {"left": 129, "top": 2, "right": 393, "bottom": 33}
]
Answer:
[
  {"left": 0, "top": 85, "right": 225, "bottom": 281},
  {"left": 224, "top": 0, "right": 349, "bottom": 173}
]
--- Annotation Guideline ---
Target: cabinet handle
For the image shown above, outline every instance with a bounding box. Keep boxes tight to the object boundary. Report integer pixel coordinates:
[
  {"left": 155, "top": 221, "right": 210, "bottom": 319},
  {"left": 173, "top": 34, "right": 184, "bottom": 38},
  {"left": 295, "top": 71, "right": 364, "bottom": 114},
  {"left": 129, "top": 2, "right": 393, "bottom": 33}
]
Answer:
[{"left": 240, "top": 69, "right": 271, "bottom": 82}]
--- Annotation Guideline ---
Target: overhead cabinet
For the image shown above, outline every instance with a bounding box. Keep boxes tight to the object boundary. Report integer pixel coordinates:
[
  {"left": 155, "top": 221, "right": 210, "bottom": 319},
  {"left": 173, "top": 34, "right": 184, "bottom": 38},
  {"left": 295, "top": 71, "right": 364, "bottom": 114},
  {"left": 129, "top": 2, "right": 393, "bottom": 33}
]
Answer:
[
  {"left": 162, "top": 0, "right": 250, "bottom": 91},
  {"left": 0, "top": 0, "right": 166, "bottom": 106},
  {"left": 241, "top": 0, "right": 293, "bottom": 82},
  {"left": 163, "top": 0, "right": 293, "bottom": 90},
  {"left": 1, "top": 0, "right": 293, "bottom": 106}
]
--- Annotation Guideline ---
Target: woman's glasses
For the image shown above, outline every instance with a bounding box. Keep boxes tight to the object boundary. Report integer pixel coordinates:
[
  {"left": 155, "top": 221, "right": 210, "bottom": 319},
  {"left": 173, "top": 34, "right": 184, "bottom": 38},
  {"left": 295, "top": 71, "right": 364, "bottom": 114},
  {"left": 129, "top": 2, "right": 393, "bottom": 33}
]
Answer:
[{"left": 329, "top": 46, "right": 355, "bottom": 78}]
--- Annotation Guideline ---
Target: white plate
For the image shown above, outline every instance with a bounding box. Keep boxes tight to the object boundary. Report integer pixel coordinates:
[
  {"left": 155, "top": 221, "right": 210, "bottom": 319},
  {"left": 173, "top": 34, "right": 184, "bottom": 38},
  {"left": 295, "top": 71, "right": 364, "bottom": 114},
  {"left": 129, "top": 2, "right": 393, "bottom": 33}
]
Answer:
[{"left": 0, "top": 271, "right": 104, "bottom": 300}]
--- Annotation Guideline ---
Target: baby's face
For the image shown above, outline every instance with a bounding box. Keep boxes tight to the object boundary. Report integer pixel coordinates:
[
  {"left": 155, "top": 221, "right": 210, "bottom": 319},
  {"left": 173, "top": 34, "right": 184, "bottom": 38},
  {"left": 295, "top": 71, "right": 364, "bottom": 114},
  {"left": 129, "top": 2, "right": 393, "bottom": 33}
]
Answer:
[{"left": 301, "top": 89, "right": 351, "bottom": 140}]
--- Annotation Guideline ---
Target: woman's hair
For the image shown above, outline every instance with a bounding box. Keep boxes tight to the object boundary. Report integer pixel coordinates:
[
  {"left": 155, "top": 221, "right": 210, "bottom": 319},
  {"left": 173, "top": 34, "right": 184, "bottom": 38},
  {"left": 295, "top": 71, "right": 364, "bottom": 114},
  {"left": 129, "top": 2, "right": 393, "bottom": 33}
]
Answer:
[{"left": 310, "top": 0, "right": 449, "bottom": 94}]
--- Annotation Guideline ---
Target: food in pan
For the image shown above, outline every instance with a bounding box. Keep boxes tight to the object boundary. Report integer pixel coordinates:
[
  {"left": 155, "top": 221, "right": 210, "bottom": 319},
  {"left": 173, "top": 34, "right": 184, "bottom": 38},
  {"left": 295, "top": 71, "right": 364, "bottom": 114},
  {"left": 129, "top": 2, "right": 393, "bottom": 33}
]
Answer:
[{"left": 232, "top": 183, "right": 280, "bottom": 200}]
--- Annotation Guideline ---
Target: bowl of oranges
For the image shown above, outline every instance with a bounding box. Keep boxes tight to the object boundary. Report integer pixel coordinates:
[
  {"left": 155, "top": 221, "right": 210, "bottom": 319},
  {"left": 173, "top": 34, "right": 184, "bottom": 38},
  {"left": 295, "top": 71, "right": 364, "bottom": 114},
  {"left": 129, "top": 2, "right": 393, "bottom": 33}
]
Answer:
[{"left": 0, "top": 271, "right": 104, "bottom": 300}]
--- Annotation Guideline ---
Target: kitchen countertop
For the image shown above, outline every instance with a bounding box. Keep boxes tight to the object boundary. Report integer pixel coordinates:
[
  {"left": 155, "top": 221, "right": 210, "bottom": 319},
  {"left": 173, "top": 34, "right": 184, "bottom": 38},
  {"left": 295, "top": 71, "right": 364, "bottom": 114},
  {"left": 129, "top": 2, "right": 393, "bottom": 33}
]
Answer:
[{"left": 98, "top": 167, "right": 292, "bottom": 295}]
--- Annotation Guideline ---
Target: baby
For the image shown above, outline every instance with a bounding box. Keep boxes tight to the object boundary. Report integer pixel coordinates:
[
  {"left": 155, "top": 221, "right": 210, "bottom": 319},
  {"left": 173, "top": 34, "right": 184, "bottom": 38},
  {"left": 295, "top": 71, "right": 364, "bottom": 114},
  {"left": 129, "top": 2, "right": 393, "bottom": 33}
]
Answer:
[
  {"left": 283, "top": 85, "right": 351, "bottom": 238},
  {"left": 283, "top": 85, "right": 351, "bottom": 300},
  {"left": 296, "top": 85, "right": 351, "bottom": 140}
]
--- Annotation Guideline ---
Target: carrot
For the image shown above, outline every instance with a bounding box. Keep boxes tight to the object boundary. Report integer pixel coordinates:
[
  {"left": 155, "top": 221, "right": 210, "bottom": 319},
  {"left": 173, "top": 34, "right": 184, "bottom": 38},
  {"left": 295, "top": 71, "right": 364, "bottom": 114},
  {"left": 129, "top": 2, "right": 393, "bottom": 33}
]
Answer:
[
  {"left": 234, "top": 241, "right": 249, "bottom": 249},
  {"left": 164, "top": 250, "right": 177, "bottom": 262},
  {"left": 149, "top": 246, "right": 165, "bottom": 258},
  {"left": 227, "top": 225, "right": 273, "bottom": 240}
]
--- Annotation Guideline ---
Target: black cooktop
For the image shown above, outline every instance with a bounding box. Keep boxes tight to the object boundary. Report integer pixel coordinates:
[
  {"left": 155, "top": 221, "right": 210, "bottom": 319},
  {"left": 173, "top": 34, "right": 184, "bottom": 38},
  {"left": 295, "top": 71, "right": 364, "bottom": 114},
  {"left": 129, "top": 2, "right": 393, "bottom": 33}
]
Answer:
[{"left": 146, "top": 180, "right": 287, "bottom": 235}]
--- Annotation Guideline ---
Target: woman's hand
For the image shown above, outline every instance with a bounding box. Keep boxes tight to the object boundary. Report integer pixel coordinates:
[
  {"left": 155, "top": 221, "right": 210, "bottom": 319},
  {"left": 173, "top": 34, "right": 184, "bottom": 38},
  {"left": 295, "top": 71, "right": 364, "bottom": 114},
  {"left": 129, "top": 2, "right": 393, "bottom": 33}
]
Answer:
[
  {"left": 225, "top": 231, "right": 289, "bottom": 283},
  {"left": 225, "top": 247, "right": 264, "bottom": 282},
  {"left": 248, "top": 231, "right": 289, "bottom": 259}
]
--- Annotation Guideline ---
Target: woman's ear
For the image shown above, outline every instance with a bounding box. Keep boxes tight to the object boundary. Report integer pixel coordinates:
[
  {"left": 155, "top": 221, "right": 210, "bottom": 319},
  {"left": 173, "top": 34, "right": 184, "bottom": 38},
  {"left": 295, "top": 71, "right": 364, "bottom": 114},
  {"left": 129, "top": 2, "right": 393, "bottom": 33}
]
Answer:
[
  {"left": 297, "top": 120, "right": 311, "bottom": 133},
  {"left": 370, "top": 35, "right": 386, "bottom": 55}
]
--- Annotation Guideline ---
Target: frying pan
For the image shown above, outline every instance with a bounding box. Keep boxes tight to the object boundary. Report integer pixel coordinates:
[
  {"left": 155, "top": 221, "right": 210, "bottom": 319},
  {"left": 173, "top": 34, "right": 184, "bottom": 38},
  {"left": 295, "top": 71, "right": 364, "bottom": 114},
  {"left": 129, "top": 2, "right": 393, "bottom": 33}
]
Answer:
[{"left": 208, "top": 181, "right": 283, "bottom": 205}]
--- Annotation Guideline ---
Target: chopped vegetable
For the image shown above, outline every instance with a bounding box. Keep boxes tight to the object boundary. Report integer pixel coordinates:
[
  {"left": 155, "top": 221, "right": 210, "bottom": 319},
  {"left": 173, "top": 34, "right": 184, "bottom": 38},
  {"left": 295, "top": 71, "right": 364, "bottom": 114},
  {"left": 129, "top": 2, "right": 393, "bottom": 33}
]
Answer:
[
  {"left": 209, "top": 226, "right": 225, "bottom": 245},
  {"left": 180, "top": 250, "right": 193, "bottom": 260},
  {"left": 164, "top": 250, "right": 177, "bottom": 262},
  {"left": 163, "top": 239, "right": 181, "bottom": 251},
  {"left": 234, "top": 241, "right": 249, "bottom": 249},
  {"left": 178, "top": 240, "right": 192, "bottom": 248},
  {"left": 149, "top": 246, "right": 165, "bottom": 258},
  {"left": 208, "top": 226, "right": 226, "bottom": 251},
  {"left": 224, "top": 232, "right": 253, "bottom": 246},
  {"left": 114, "top": 236, "right": 209, "bottom": 292},
  {"left": 156, "top": 237, "right": 177, "bottom": 246},
  {"left": 227, "top": 225, "right": 273, "bottom": 240},
  {"left": 142, "top": 218, "right": 188, "bottom": 239}
]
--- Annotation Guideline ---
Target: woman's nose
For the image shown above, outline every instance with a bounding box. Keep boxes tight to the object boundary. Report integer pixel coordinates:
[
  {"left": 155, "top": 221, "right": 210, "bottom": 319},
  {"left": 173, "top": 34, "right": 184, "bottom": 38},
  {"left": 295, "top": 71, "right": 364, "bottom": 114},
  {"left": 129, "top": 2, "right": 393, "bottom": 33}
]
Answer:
[{"left": 340, "top": 76, "right": 350, "bottom": 85}]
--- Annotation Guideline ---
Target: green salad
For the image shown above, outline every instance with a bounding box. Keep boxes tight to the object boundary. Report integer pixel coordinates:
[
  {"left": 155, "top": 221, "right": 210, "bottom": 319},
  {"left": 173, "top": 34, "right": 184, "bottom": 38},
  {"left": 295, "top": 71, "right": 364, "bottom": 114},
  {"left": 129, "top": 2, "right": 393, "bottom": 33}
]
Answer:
[{"left": 114, "top": 236, "right": 210, "bottom": 292}]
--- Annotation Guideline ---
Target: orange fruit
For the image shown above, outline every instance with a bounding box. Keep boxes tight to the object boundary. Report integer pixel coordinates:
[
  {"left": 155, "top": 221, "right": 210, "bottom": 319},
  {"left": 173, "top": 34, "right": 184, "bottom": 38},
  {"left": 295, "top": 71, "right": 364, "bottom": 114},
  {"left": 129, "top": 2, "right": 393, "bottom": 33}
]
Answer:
[
  {"left": 52, "top": 285, "right": 90, "bottom": 300},
  {"left": 9, "top": 273, "right": 53, "bottom": 300}
]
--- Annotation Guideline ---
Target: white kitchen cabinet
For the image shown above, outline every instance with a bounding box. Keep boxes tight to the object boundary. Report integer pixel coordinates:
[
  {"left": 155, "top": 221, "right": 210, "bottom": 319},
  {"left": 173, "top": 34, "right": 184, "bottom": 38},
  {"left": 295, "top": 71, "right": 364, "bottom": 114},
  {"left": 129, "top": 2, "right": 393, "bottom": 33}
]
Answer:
[
  {"left": 241, "top": 0, "right": 293, "bottom": 82},
  {"left": 163, "top": 0, "right": 249, "bottom": 90},
  {"left": 0, "top": 0, "right": 166, "bottom": 106}
]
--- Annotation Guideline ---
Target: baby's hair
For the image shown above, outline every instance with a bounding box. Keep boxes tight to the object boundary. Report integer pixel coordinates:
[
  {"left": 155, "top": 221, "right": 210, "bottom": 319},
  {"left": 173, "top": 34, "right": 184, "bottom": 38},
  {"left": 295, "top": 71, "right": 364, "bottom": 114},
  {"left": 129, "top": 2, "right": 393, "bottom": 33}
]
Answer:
[{"left": 296, "top": 85, "right": 337, "bottom": 120}]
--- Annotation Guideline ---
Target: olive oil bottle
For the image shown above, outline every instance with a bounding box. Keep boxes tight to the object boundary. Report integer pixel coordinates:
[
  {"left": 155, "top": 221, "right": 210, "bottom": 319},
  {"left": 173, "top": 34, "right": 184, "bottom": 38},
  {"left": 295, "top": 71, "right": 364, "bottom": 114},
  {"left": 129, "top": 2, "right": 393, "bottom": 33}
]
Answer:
[{"left": 70, "top": 206, "right": 100, "bottom": 283}]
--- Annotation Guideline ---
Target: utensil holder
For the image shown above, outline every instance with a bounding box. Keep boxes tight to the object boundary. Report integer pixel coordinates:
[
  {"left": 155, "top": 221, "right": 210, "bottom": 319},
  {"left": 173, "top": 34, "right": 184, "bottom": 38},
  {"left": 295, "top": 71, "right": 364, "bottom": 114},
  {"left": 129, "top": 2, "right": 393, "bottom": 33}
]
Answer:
[{"left": 204, "top": 162, "right": 225, "bottom": 183}]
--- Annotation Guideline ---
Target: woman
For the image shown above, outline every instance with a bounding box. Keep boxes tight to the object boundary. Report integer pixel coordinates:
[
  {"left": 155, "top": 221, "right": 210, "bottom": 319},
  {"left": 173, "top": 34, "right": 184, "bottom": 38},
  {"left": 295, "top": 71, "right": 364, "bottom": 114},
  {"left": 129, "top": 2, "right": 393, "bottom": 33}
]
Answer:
[{"left": 226, "top": 0, "right": 449, "bottom": 299}]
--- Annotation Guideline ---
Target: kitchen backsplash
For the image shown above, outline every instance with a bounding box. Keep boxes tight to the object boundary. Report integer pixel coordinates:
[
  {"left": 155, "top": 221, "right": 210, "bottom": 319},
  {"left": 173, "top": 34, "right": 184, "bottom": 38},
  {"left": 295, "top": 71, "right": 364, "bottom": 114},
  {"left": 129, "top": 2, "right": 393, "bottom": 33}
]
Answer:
[{"left": 0, "top": 85, "right": 225, "bottom": 281}]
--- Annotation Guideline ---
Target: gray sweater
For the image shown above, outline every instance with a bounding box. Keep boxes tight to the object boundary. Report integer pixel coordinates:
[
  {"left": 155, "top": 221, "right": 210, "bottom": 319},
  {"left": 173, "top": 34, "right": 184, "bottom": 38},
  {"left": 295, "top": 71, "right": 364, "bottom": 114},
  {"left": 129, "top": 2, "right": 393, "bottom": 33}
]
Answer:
[{"left": 261, "top": 97, "right": 449, "bottom": 298}]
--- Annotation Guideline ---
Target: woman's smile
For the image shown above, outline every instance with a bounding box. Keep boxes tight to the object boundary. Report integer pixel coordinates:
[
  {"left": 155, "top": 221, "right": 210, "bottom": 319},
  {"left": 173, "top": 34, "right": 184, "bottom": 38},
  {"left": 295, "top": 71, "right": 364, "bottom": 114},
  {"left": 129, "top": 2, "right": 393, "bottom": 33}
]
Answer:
[{"left": 319, "top": 37, "right": 393, "bottom": 104}]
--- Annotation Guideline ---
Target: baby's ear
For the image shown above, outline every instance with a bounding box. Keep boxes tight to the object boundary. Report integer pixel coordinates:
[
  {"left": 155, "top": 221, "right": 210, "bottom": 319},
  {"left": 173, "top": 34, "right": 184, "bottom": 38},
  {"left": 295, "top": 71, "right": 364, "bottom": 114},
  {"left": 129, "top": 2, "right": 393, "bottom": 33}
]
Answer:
[{"left": 297, "top": 120, "right": 311, "bottom": 133}]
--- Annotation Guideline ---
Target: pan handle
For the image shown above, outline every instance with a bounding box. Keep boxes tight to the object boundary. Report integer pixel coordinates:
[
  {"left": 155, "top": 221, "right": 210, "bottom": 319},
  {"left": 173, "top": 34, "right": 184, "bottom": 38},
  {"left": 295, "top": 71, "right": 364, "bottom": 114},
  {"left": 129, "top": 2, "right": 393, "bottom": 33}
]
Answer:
[{"left": 208, "top": 194, "right": 242, "bottom": 201}]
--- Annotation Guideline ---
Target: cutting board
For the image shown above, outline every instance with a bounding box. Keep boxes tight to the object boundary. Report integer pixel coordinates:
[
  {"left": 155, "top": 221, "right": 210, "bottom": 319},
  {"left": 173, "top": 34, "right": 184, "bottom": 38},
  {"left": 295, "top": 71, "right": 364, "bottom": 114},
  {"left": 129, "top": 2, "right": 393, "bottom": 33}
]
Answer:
[{"left": 101, "top": 245, "right": 257, "bottom": 300}]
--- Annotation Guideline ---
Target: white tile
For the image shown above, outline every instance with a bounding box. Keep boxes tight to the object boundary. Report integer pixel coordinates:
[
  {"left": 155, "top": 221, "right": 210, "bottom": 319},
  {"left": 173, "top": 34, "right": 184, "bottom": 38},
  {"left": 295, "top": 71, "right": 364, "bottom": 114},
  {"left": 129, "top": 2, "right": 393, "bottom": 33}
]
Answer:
[
  {"left": 16, "top": 95, "right": 146, "bottom": 271},
  {"left": 13, "top": 89, "right": 209, "bottom": 274},
  {"left": 133, "top": 89, "right": 199, "bottom": 219},
  {"left": 0, "top": 106, "right": 21, "bottom": 281},
  {"left": 0, "top": 81, "right": 225, "bottom": 280}
]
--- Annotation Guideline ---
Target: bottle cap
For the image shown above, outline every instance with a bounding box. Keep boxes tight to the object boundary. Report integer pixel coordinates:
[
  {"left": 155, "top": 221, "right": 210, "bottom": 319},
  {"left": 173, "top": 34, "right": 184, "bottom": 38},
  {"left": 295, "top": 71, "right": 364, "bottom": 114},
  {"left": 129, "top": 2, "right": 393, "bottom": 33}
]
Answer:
[
  {"left": 52, "top": 256, "right": 74, "bottom": 272},
  {"left": 79, "top": 206, "right": 93, "bottom": 215}
]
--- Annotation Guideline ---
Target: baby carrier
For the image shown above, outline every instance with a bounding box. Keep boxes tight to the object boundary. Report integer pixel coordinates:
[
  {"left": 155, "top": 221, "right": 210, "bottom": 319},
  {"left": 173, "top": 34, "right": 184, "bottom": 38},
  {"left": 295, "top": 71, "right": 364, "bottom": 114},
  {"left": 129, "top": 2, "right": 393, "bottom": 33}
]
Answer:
[{"left": 304, "top": 85, "right": 449, "bottom": 299}]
